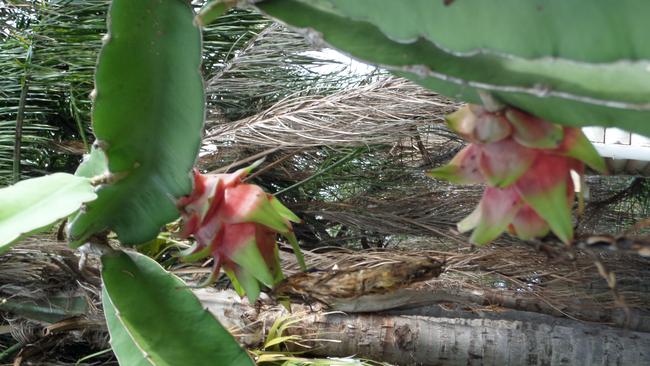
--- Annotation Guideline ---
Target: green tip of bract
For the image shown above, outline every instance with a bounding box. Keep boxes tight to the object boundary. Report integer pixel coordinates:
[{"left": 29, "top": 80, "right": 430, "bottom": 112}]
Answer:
[
  {"left": 231, "top": 239, "right": 274, "bottom": 288},
  {"left": 243, "top": 157, "right": 266, "bottom": 174},
  {"left": 445, "top": 105, "right": 476, "bottom": 137},
  {"left": 558, "top": 128, "right": 607, "bottom": 174},
  {"left": 428, "top": 145, "right": 483, "bottom": 184}
]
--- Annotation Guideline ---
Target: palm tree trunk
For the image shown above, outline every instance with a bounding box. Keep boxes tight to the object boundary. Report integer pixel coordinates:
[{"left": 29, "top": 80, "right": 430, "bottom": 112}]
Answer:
[{"left": 196, "top": 288, "right": 650, "bottom": 366}]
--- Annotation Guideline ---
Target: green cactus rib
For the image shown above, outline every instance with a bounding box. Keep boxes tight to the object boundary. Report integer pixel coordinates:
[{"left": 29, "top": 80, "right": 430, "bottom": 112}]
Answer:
[
  {"left": 256, "top": 0, "right": 650, "bottom": 137},
  {"left": 68, "top": 0, "right": 205, "bottom": 245},
  {"left": 102, "top": 250, "right": 254, "bottom": 366}
]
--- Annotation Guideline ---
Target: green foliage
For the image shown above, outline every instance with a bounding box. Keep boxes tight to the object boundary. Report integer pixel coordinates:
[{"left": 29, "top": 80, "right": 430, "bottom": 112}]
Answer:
[
  {"left": 101, "top": 250, "right": 254, "bottom": 366},
  {"left": 0, "top": 173, "right": 96, "bottom": 252},
  {"left": 254, "top": 314, "right": 392, "bottom": 365},
  {"left": 0, "top": 121, "right": 53, "bottom": 185},
  {"left": 68, "top": 0, "right": 205, "bottom": 245},
  {"left": 0, "top": 295, "right": 89, "bottom": 324},
  {"left": 256, "top": 0, "right": 650, "bottom": 137},
  {"left": 0, "top": 1, "right": 108, "bottom": 184},
  {"left": 201, "top": 9, "right": 272, "bottom": 83}
]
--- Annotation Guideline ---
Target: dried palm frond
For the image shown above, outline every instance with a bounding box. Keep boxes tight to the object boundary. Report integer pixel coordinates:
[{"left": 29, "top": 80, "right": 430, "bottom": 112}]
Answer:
[
  {"left": 579, "top": 176, "right": 650, "bottom": 234},
  {"left": 0, "top": 237, "right": 109, "bottom": 365},
  {"left": 205, "top": 20, "right": 373, "bottom": 123},
  {"left": 206, "top": 77, "right": 458, "bottom": 149}
]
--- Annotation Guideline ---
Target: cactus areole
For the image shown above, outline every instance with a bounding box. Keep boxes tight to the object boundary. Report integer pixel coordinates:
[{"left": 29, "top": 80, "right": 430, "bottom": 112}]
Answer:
[
  {"left": 176, "top": 163, "right": 304, "bottom": 301},
  {"left": 430, "top": 105, "right": 606, "bottom": 245}
]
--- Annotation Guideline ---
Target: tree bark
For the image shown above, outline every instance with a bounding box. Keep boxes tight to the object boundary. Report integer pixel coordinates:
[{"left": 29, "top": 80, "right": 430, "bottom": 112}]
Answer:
[
  {"left": 195, "top": 288, "right": 650, "bottom": 366},
  {"left": 323, "top": 286, "right": 650, "bottom": 333}
]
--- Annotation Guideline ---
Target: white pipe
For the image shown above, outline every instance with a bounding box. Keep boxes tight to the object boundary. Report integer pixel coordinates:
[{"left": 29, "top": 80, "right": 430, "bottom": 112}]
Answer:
[{"left": 593, "top": 143, "right": 650, "bottom": 162}]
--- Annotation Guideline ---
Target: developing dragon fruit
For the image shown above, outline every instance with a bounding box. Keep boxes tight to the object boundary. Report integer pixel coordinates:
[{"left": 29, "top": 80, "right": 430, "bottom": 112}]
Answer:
[
  {"left": 430, "top": 105, "right": 606, "bottom": 245},
  {"left": 177, "top": 162, "right": 304, "bottom": 301}
]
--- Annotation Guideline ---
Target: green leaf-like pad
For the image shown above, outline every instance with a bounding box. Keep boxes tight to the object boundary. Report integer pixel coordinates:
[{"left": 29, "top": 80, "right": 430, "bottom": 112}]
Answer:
[
  {"left": 257, "top": 0, "right": 650, "bottom": 137},
  {"left": 0, "top": 173, "right": 96, "bottom": 253},
  {"left": 102, "top": 250, "right": 254, "bottom": 366},
  {"left": 69, "top": 0, "right": 204, "bottom": 245}
]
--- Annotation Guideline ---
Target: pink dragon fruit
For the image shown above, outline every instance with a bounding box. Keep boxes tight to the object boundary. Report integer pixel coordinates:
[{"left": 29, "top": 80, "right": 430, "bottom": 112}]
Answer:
[
  {"left": 430, "top": 105, "right": 606, "bottom": 245},
  {"left": 177, "top": 162, "right": 304, "bottom": 300}
]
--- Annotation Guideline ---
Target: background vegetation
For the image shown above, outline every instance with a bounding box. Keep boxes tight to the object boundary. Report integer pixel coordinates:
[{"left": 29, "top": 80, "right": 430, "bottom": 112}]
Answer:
[{"left": 0, "top": 1, "right": 648, "bottom": 364}]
